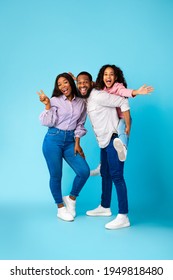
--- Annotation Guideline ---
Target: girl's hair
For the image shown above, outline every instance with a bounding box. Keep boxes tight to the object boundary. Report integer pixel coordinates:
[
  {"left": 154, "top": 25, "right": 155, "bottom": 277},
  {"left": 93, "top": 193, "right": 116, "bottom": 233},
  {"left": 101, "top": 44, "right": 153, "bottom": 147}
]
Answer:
[
  {"left": 52, "top": 72, "right": 78, "bottom": 97},
  {"left": 95, "top": 64, "right": 127, "bottom": 90}
]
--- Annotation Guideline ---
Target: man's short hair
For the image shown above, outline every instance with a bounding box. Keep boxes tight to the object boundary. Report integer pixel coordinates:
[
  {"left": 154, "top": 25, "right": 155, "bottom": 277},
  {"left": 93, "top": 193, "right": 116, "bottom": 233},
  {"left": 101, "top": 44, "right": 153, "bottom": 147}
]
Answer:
[{"left": 77, "top": 71, "right": 92, "bottom": 82}]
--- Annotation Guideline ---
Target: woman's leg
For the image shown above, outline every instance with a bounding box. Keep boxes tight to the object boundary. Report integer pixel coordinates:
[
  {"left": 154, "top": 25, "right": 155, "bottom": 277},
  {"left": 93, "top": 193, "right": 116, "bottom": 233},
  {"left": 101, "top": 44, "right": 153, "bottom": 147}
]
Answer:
[
  {"left": 42, "top": 132, "right": 63, "bottom": 205},
  {"left": 63, "top": 141, "right": 90, "bottom": 197}
]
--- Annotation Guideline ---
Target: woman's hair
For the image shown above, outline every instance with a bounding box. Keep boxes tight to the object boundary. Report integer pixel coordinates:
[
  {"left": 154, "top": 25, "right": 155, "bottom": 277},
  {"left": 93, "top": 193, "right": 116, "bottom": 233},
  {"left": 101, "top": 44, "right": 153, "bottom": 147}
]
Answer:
[
  {"left": 95, "top": 64, "right": 127, "bottom": 89},
  {"left": 52, "top": 72, "right": 78, "bottom": 97}
]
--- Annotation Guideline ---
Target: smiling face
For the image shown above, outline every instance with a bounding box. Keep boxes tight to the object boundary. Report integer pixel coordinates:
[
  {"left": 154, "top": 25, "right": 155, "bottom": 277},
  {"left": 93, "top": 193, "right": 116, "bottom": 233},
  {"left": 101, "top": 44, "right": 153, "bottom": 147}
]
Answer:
[
  {"left": 57, "top": 77, "right": 73, "bottom": 99},
  {"left": 103, "top": 67, "right": 117, "bottom": 88},
  {"left": 76, "top": 74, "right": 92, "bottom": 96}
]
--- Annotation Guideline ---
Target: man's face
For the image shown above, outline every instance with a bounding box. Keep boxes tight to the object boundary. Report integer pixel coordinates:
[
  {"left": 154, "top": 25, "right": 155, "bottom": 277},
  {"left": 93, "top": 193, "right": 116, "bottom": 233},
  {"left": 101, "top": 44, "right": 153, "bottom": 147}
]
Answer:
[{"left": 76, "top": 74, "right": 92, "bottom": 96}]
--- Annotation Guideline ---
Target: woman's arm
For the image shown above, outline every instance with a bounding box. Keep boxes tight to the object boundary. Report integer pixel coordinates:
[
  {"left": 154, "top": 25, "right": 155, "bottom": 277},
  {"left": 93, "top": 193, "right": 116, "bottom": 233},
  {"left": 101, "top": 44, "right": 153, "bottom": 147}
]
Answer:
[{"left": 37, "top": 90, "right": 57, "bottom": 127}]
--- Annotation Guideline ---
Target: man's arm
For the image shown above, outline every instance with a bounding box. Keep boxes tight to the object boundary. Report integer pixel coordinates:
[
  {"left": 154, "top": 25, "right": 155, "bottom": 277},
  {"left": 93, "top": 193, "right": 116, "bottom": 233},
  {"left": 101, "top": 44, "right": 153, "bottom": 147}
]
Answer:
[{"left": 95, "top": 89, "right": 130, "bottom": 112}]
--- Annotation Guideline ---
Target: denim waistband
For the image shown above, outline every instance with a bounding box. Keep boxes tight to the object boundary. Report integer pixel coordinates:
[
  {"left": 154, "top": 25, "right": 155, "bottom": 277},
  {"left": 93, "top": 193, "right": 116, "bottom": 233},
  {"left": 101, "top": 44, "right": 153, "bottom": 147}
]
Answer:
[{"left": 48, "top": 127, "right": 74, "bottom": 133}]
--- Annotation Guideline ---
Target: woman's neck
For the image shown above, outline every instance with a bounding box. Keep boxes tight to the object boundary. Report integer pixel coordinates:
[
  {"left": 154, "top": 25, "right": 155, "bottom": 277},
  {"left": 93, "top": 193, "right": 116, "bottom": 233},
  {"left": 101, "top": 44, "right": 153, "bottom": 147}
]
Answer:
[{"left": 67, "top": 94, "right": 74, "bottom": 101}]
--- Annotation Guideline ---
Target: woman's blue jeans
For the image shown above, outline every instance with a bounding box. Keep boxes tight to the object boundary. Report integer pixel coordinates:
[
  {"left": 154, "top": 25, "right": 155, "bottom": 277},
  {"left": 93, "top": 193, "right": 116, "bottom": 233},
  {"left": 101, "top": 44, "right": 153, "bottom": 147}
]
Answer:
[
  {"left": 42, "top": 128, "right": 90, "bottom": 205},
  {"left": 100, "top": 134, "right": 128, "bottom": 214}
]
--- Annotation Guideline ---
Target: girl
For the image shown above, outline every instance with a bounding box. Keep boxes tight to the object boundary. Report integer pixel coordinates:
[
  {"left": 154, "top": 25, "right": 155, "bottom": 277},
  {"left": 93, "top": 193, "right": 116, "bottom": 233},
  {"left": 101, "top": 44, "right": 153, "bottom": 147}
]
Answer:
[
  {"left": 90, "top": 64, "right": 153, "bottom": 175},
  {"left": 37, "top": 73, "right": 90, "bottom": 221}
]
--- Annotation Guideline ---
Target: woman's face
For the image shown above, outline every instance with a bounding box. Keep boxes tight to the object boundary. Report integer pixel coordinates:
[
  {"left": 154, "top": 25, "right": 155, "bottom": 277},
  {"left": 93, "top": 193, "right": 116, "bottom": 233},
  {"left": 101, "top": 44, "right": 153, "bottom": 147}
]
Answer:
[
  {"left": 103, "top": 67, "right": 116, "bottom": 88},
  {"left": 57, "top": 77, "right": 73, "bottom": 98}
]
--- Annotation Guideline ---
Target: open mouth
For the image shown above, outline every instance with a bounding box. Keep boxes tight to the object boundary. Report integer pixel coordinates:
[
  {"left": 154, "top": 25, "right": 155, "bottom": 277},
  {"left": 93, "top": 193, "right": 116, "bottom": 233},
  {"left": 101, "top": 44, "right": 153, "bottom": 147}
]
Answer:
[
  {"left": 80, "top": 87, "right": 88, "bottom": 95},
  {"left": 62, "top": 88, "right": 69, "bottom": 94},
  {"left": 105, "top": 80, "right": 112, "bottom": 87}
]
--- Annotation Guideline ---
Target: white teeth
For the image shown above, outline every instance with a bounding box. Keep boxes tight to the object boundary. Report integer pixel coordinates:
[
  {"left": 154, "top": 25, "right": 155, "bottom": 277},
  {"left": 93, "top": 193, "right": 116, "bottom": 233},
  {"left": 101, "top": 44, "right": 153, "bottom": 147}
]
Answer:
[{"left": 81, "top": 88, "right": 86, "bottom": 93}]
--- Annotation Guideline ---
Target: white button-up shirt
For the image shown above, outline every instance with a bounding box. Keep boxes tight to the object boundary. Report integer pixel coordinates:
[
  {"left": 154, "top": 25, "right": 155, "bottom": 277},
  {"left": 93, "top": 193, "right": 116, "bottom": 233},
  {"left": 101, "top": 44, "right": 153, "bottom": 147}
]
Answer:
[{"left": 87, "top": 88, "right": 130, "bottom": 148}]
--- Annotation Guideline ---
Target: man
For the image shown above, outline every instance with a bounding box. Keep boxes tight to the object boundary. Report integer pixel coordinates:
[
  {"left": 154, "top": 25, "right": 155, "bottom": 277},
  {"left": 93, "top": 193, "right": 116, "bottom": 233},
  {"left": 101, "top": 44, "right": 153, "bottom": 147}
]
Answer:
[{"left": 76, "top": 71, "right": 131, "bottom": 230}]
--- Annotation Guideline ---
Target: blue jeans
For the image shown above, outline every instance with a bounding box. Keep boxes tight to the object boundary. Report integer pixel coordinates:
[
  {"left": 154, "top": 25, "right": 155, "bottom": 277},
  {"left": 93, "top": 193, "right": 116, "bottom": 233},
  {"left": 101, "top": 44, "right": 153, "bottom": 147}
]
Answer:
[
  {"left": 100, "top": 134, "right": 128, "bottom": 214},
  {"left": 42, "top": 128, "right": 90, "bottom": 205},
  {"left": 118, "top": 118, "right": 132, "bottom": 148}
]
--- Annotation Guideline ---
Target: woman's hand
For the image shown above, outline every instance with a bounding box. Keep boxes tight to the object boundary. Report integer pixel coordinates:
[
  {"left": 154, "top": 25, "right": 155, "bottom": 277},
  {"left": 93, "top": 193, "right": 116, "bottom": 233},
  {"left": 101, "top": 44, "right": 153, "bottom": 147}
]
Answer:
[
  {"left": 37, "top": 90, "right": 51, "bottom": 109},
  {"left": 74, "top": 143, "right": 85, "bottom": 158}
]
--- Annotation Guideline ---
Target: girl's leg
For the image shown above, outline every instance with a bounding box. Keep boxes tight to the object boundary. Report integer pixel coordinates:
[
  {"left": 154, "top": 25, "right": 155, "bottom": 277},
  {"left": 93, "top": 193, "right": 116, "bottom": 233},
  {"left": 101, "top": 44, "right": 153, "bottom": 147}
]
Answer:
[
  {"left": 113, "top": 118, "right": 130, "bottom": 161},
  {"left": 117, "top": 118, "right": 129, "bottom": 148}
]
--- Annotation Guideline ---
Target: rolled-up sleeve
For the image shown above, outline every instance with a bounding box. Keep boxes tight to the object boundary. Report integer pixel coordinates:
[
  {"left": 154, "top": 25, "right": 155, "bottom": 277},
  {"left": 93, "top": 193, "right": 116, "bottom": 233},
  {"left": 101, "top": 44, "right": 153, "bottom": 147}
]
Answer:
[{"left": 39, "top": 106, "right": 58, "bottom": 127}]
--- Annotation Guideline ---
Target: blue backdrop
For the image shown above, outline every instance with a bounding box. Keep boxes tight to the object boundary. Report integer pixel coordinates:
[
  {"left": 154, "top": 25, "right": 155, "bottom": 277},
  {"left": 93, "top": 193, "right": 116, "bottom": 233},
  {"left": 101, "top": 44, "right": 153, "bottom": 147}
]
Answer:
[{"left": 0, "top": 0, "right": 173, "bottom": 260}]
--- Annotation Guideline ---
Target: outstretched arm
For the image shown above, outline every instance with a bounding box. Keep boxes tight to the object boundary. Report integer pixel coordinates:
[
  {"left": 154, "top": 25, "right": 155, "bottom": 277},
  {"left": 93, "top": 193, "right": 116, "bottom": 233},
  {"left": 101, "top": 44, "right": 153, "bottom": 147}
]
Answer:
[{"left": 132, "top": 84, "right": 154, "bottom": 96}]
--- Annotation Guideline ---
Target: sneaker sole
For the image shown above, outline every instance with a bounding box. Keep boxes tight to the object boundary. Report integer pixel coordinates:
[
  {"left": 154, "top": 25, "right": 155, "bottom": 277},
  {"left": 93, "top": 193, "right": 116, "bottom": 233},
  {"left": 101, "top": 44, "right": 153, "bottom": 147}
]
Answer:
[
  {"left": 105, "top": 222, "right": 130, "bottom": 230},
  {"left": 57, "top": 214, "right": 74, "bottom": 222},
  {"left": 86, "top": 212, "right": 112, "bottom": 217},
  {"left": 113, "top": 139, "right": 126, "bottom": 161}
]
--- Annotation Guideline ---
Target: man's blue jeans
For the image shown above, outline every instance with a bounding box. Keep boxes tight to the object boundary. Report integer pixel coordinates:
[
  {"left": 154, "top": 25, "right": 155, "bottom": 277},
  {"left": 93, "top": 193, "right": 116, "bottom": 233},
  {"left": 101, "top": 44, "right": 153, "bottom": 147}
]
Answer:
[
  {"left": 100, "top": 134, "right": 128, "bottom": 214},
  {"left": 42, "top": 128, "right": 90, "bottom": 205}
]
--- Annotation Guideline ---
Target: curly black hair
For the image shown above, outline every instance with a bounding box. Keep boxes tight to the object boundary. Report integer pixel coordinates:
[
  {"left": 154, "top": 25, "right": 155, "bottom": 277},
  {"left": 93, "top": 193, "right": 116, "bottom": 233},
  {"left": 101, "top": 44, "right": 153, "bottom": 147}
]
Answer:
[
  {"left": 52, "top": 72, "right": 78, "bottom": 97},
  {"left": 95, "top": 64, "right": 127, "bottom": 90}
]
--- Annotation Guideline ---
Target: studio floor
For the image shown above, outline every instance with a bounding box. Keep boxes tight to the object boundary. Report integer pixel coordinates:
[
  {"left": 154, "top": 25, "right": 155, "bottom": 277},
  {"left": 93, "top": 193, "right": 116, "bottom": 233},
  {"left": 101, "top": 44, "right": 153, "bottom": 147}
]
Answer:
[{"left": 1, "top": 200, "right": 173, "bottom": 260}]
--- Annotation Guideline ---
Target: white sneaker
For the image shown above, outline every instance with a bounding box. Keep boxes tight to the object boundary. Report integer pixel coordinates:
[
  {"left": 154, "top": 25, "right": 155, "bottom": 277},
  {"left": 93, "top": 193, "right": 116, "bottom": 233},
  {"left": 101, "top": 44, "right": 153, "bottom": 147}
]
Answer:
[
  {"left": 57, "top": 206, "right": 74, "bottom": 221},
  {"left": 113, "top": 138, "right": 127, "bottom": 161},
  {"left": 105, "top": 214, "right": 130, "bottom": 230},
  {"left": 63, "top": 196, "right": 76, "bottom": 217},
  {"left": 86, "top": 205, "right": 112, "bottom": 216},
  {"left": 90, "top": 164, "right": 101, "bottom": 176}
]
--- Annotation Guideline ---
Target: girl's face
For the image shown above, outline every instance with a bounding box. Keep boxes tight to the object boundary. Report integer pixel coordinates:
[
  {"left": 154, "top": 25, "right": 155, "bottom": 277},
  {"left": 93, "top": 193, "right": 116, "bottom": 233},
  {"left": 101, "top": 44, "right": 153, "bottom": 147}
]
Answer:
[
  {"left": 103, "top": 67, "right": 116, "bottom": 88},
  {"left": 57, "top": 77, "right": 73, "bottom": 99}
]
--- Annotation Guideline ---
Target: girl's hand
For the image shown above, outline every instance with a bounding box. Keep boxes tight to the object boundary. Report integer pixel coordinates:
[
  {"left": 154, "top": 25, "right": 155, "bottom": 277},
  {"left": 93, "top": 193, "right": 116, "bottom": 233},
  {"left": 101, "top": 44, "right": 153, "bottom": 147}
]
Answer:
[
  {"left": 37, "top": 90, "right": 51, "bottom": 110},
  {"left": 68, "top": 72, "right": 76, "bottom": 81},
  {"left": 74, "top": 143, "right": 85, "bottom": 158},
  {"left": 132, "top": 84, "right": 154, "bottom": 96}
]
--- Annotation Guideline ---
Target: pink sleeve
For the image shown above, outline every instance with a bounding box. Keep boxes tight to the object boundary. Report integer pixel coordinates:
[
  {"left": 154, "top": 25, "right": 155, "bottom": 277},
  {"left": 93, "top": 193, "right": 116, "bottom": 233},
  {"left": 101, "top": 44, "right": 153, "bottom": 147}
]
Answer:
[{"left": 105, "top": 83, "right": 133, "bottom": 98}]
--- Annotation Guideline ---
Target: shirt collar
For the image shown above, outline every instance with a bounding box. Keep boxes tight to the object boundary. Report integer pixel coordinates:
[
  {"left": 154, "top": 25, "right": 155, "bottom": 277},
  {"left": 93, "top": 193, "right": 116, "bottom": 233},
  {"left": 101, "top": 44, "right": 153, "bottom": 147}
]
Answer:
[{"left": 62, "top": 94, "right": 76, "bottom": 101}]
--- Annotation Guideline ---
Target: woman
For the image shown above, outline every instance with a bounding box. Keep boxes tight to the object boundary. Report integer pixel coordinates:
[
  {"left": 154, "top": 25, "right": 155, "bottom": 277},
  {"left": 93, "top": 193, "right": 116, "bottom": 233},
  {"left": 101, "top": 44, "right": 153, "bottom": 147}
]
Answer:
[{"left": 37, "top": 73, "right": 90, "bottom": 222}]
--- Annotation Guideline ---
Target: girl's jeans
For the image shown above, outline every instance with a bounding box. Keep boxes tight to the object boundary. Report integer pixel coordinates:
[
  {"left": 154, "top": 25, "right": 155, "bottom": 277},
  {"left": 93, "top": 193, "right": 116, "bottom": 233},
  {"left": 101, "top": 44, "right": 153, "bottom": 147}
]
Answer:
[
  {"left": 42, "top": 128, "right": 90, "bottom": 204},
  {"left": 100, "top": 134, "right": 128, "bottom": 214},
  {"left": 118, "top": 118, "right": 132, "bottom": 148}
]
